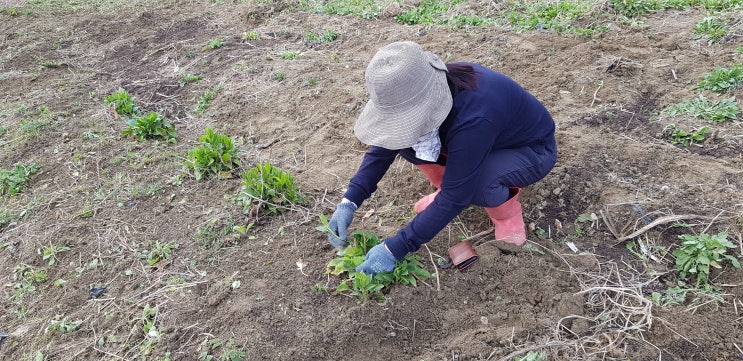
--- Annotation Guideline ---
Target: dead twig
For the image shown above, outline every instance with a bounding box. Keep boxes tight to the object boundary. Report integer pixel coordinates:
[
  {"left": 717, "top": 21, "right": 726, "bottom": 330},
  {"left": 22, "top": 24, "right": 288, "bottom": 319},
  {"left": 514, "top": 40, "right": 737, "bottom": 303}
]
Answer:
[
  {"left": 424, "top": 244, "right": 440, "bottom": 292},
  {"left": 611, "top": 214, "right": 715, "bottom": 246}
]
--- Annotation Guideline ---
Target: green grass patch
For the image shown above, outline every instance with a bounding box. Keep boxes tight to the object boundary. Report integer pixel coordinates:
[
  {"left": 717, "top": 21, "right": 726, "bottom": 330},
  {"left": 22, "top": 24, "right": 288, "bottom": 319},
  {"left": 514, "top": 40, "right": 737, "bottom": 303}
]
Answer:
[
  {"left": 305, "top": 29, "right": 339, "bottom": 44},
  {"left": 505, "top": 0, "right": 597, "bottom": 35},
  {"left": 299, "top": 0, "right": 385, "bottom": 19},
  {"left": 661, "top": 95, "right": 738, "bottom": 123},
  {"left": 692, "top": 16, "right": 729, "bottom": 44},
  {"left": 694, "top": 64, "right": 743, "bottom": 93}
]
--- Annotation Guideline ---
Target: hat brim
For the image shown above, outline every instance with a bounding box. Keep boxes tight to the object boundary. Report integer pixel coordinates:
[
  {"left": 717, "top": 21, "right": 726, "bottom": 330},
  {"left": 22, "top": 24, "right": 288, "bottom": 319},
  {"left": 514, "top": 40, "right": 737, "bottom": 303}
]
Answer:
[{"left": 354, "top": 70, "right": 452, "bottom": 150}]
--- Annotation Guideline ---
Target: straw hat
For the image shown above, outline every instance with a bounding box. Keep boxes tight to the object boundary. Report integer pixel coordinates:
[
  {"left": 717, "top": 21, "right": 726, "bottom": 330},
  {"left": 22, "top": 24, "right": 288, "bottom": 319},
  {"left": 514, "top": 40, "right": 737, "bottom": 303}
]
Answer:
[{"left": 354, "top": 41, "right": 453, "bottom": 150}]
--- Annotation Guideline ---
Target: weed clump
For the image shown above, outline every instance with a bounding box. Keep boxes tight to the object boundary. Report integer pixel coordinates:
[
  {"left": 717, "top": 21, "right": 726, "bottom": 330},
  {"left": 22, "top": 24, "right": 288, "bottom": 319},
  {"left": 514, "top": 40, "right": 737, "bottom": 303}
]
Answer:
[
  {"left": 324, "top": 230, "right": 431, "bottom": 302},
  {"left": 184, "top": 128, "right": 242, "bottom": 180},
  {"left": 122, "top": 111, "right": 177, "bottom": 143},
  {"left": 0, "top": 163, "right": 41, "bottom": 196},
  {"left": 236, "top": 161, "right": 303, "bottom": 215}
]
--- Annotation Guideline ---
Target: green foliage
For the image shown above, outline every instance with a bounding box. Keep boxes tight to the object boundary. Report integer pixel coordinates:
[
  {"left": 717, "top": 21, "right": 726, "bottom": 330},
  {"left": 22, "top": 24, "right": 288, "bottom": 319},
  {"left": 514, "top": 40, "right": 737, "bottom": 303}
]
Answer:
[
  {"left": 105, "top": 88, "right": 139, "bottom": 117},
  {"left": 195, "top": 84, "right": 222, "bottom": 114},
  {"left": 325, "top": 230, "right": 431, "bottom": 302},
  {"left": 515, "top": 351, "right": 548, "bottom": 361},
  {"left": 661, "top": 95, "right": 738, "bottom": 123},
  {"left": 672, "top": 232, "right": 740, "bottom": 289},
  {"left": 280, "top": 50, "right": 301, "bottom": 60},
  {"left": 395, "top": 0, "right": 462, "bottom": 26},
  {"left": 185, "top": 128, "right": 242, "bottom": 180},
  {"left": 203, "top": 38, "right": 223, "bottom": 51},
  {"left": 505, "top": 0, "right": 595, "bottom": 34},
  {"left": 243, "top": 31, "right": 260, "bottom": 41},
  {"left": 199, "top": 338, "right": 246, "bottom": 361},
  {"left": 0, "top": 163, "right": 41, "bottom": 196},
  {"left": 236, "top": 161, "right": 303, "bottom": 215},
  {"left": 299, "top": 0, "right": 384, "bottom": 19},
  {"left": 46, "top": 316, "right": 82, "bottom": 333},
  {"left": 610, "top": 0, "right": 743, "bottom": 17},
  {"left": 664, "top": 124, "right": 710, "bottom": 146},
  {"left": 180, "top": 73, "right": 203, "bottom": 87},
  {"left": 305, "top": 29, "right": 339, "bottom": 43},
  {"left": 38, "top": 244, "right": 71, "bottom": 266},
  {"left": 19, "top": 105, "right": 55, "bottom": 136},
  {"left": 692, "top": 16, "right": 728, "bottom": 44},
  {"left": 694, "top": 64, "right": 743, "bottom": 93},
  {"left": 122, "top": 111, "right": 177, "bottom": 142},
  {"left": 141, "top": 240, "right": 179, "bottom": 266}
]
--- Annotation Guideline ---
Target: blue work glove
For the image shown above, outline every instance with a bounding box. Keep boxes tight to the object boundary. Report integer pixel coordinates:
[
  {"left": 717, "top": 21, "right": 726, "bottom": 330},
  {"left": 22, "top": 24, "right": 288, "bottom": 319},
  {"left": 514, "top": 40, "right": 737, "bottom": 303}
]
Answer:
[
  {"left": 356, "top": 243, "right": 398, "bottom": 275},
  {"left": 328, "top": 200, "right": 357, "bottom": 250}
]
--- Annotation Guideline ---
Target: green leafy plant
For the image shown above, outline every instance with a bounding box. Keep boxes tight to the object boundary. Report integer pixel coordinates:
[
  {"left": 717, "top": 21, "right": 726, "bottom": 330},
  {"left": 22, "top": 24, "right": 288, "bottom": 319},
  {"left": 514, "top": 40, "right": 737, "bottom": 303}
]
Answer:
[
  {"left": 19, "top": 105, "right": 55, "bottom": 136},
  {"left": 180, "top": 73, "right": 203, "bottom": 87},
  {"left": 515, "top": 351, "right": 547, "bottom": 361},
  {"left": 185, "top": 128, "right": 242, "bottom": 180},
  {"left": 104, "top": 88, "right": 139, "bottom": 117},
  {"left": 672, "top": 232, "right": 741, "bottom": 289},
  {"left": 299, "top": 0, "right": 383, "bottom": 19},
  {"left": 694, "top": 64, "right": 743, "bottom": 93},
  {"left": 242, "top": 31, "right": 260, "bottom": 41},
  {"left": 195, "top": 84, "right": 222, "bottom": 114},
  {"left": 141, "top": 240, "right": 179, "bottom": 266},
  {"left": 325, "top": 230, "right": 431, "bottom": 302},
  {"left": 272, "top": 71, "right": 285, "bottom": 81},
  {"left": 692, "top": 16, "right": 728, "bottom": 44},
  {"left": 505, "top": 0, "right": 596, "bottom": 35},
  {"left": 395, "top": 0, "right": 460, "bottom": 26},
  {"left": 38, "top": 244, "right": 71, "bottom": 266},
  {"left": 122, "top": 111, "right": 177, "bottom": 142},
  {"left": 46, "top": 316, "right": 82, "bottom": 333},
  {"left": 0, "top": 163, "right": 41, "bottom": 196},
  {"left": 199, "top": 338, "right": 246, "bottom": 361},
  {"left": 305, "top": 29, "right": 339, "bottom": 43},
  {"left": 661, "top": 95, "right": 738, "bottom": 123},
  {"left": 280, "top": 50, "right": 301, "bottom": 60},
  {"left": 664, "top": 124, "right": 710, "bottom": 146},
  {"left": 235, "top": 161, "right": 303, "bottom": 215},
  {"left": 203, "top": 38, "right": 223, "bottom": 51}
]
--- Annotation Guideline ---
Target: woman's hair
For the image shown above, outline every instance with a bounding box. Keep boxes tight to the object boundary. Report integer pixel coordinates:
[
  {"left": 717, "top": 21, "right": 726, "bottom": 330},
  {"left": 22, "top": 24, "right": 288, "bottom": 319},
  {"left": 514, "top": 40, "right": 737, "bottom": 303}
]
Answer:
[{"left": 445, "top": 63, "right": 478, "bottom": 94}]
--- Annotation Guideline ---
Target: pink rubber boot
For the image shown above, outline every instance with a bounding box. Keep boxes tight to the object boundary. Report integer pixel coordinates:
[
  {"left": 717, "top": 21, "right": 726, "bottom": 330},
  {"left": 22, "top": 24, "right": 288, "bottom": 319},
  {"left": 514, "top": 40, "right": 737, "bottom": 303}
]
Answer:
[
  {"left": 413, "top": 164, "right": 445, "bottom": 214},
  {"left": 485, "top": 187, "right": 527, "bottom": 246}
]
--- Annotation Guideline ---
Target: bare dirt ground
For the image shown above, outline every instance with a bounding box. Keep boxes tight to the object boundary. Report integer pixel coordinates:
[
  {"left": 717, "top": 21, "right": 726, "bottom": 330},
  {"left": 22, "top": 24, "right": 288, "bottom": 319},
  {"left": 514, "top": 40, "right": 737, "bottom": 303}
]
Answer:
[{"left": 1, "top": 1, "right": 742, "bottom": 360}]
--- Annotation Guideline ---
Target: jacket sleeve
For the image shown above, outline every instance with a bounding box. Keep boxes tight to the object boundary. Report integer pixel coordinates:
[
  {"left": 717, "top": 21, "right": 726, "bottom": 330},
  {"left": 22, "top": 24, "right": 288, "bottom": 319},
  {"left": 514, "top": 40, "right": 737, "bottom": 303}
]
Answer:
[
  {"left": 385, "top": 117, "right": 498, "bottom": 260},
  {"left": 343, "top": 146, "right": 398, "bottom": 207}
]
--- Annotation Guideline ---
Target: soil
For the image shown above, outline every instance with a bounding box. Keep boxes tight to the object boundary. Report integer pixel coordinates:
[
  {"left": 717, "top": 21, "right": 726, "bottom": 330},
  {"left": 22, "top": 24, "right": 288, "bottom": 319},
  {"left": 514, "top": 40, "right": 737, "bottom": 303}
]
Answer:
[{"left": 1, "top": 1, "right": 742, "bottom": 361}]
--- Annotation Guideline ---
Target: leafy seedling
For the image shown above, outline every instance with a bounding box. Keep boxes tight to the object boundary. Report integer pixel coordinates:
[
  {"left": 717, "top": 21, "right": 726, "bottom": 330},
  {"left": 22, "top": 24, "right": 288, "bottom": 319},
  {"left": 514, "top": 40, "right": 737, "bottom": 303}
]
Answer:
[
  {"left": 315, "top": 213, "right": 340, "bottom": 240},
  {"left": 194, "top": 84, "right": 222, "bottom": 114},
  {"left": 661, "top": 95, "right": 738, "bottom": 123},
  {"left": 122, "top": 111, "right": 177, "bottom": 143},
  {"left": 185, "top": 128, "right": 242, "bottom": 180},
  {"left": 673, "top": 232, "right": 740, "bottom": 290},
  {"left": 203, "top": 38, "right": 223, "bottom": 51},
  {"left": 694, "top": 64, "right": 743, "bottom": 94},
  {"left": 38, "top": 244, "right": 70, "bottom": 266},
  {"left": 0, "top": 163, "right": 41, "bottom": 196},
  {"left": 235, "top": 161, "right": 303, "bottom": 215},
  {"left": 324, "top": 229, "right": 431, "bottom": 302},
  {"left": 664, "top": 124, "right": 710, "bottom": 146},
  {"left": 104, "top": 88, "right": 139, "bottom": 117}
]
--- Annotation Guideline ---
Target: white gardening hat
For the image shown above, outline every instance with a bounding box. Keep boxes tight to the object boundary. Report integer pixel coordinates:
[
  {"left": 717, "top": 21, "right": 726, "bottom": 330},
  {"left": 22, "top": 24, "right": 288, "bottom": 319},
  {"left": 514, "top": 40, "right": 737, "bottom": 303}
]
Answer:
[{"left": 354, "top": 41, "right": 453, "bottom": 150}]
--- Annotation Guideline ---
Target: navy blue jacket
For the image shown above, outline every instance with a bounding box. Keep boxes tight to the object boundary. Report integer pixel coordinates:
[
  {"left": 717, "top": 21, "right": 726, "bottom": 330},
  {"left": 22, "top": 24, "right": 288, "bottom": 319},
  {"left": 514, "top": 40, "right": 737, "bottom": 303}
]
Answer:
[{"left": 344, "top": 63, "right": 555, "bottom": 260}]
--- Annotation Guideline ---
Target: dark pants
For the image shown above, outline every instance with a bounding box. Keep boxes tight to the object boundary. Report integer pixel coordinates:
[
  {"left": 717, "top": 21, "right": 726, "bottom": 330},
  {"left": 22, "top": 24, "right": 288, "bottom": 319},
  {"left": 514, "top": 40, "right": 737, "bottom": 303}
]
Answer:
[{"left": 399, "top": 139, "right": 557, "bottom": 207}]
